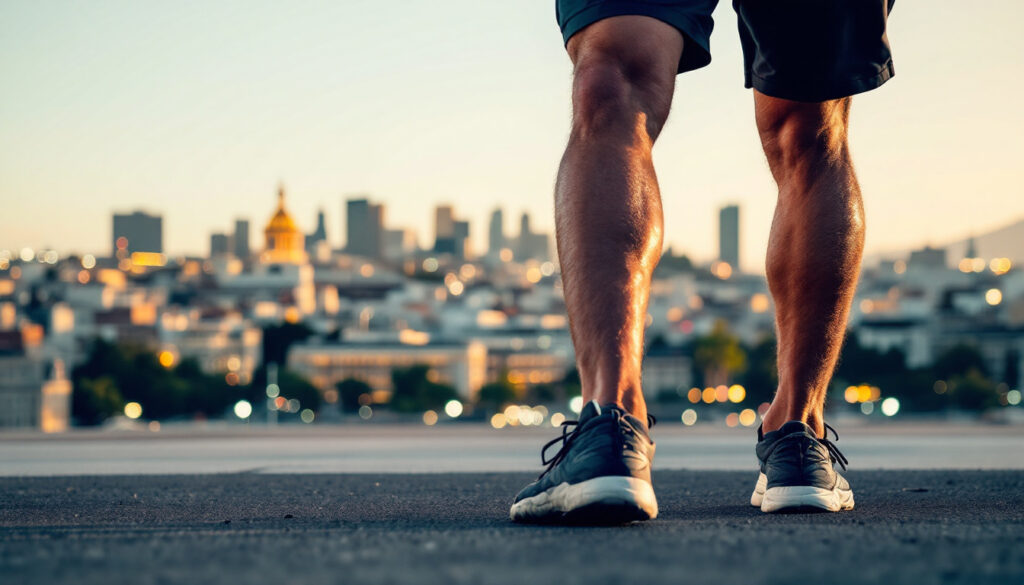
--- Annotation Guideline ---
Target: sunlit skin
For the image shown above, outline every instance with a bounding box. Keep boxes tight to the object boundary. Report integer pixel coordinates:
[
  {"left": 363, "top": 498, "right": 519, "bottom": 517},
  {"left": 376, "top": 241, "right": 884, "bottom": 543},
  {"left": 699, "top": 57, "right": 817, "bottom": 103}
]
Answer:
[
  {"left": 556, "top": 17, "right": 681, "bottom": 424},
  {"left": 756, "top": 94, "right": 864, "bottom": 436},
  {"left": 557, "top": 16, "right": 864, "bottom": 435}
]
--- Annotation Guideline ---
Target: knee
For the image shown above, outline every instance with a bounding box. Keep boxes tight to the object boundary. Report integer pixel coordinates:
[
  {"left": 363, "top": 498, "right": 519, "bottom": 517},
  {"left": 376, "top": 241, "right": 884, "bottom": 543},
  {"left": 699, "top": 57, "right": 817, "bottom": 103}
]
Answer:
[
  {"left": 569, "top": 49, "right": 675, "bottom": 143},
  {"left": 756, "top": 98, "right": 851, "bottom": 175}
]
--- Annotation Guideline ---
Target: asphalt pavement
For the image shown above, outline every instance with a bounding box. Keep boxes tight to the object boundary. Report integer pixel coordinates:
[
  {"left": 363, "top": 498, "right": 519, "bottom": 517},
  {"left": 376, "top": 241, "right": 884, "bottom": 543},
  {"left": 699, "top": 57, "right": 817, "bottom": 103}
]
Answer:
[{"left": 2, "top": 470, "right": 1022, "bottom": 585}]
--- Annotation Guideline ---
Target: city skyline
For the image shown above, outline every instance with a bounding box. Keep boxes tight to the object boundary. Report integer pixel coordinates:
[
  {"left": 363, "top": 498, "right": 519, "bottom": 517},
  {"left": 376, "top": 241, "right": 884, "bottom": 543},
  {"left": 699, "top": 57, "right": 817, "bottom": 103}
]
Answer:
[
  {"left": 13, "top": 191, "right": 1024, "bottom": 274},
  {"left": 16, "top": 191, "right": 1024, "bottom": 270},
  {"left": 2, "top": 1, "right": 1024, "bottom": 272}
]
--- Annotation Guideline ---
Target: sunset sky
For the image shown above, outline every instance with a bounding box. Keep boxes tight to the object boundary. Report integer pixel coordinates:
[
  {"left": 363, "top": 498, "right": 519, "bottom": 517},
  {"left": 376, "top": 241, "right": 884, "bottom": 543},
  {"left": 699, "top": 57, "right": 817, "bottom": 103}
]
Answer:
[{"left": 1, "top": 0, "right": 1022, "bottom": 272}]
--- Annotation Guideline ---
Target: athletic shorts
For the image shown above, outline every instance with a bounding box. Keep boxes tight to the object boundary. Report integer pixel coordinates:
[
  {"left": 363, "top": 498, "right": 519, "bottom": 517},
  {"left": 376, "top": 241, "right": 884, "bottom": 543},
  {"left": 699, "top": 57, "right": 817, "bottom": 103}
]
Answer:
[{"left": 555, "top": 0, "right": 895, "bottom": 102}]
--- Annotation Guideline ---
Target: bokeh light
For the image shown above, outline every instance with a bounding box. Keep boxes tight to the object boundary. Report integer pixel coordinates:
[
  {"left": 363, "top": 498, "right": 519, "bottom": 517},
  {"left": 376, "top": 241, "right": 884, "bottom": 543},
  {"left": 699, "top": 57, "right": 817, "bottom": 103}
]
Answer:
[
  {"left": 728, "top": 384, "right": 746, "bottom": 403},
  {"left": 1007, "top": 390, "right": 1021, "bottom": 406},
  {"left": 158, "top": 350, "right": 175, "bottom": 368},
  {"left": 444, "top": 399, "right": 463, "bottom": 418},
  {"left": 738, "top": 409, "right": 756, "bottom": 427},
  {"left": 504, "top": 404, "right": 521, "bottom": 425},
  {"left": 985, "top": 289, "right": 1002, "bottom": 305},
  {"left": 681, "top": 409, "right": 697, "bottom": 426},
  {"left": 569, "top": 396, "right": 583, "bottom": 414},
  {"left": 124, "top": 402, "right": 142, "bottom": 419},
  {"left": 702, "top": 387, "right": 716, "bottom": 404},
  {"left": 490, "top": 413, "right": 508, "bottom": 429},
  {"left": 750, "top": 293, "right": 770, "bottom": 313},
  {"left": 715, "top": 385, "right": 729, "bottom": 403},
  {"left": 881, "top": 397, "right": 900, "bottom": 416},
  {"left": 233, "top": 400, "right": 252, "bottom": 419}
]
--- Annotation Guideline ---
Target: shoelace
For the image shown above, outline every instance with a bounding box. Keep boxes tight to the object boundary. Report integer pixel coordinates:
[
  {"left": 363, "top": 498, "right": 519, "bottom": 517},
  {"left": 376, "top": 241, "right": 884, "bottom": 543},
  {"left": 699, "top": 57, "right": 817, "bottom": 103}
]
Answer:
[
  {"left": 820, "top": 422, "right": 849, "bottom": 471},
  {"left": 537, "top": 409, "right": 656, "bottom": 479}
]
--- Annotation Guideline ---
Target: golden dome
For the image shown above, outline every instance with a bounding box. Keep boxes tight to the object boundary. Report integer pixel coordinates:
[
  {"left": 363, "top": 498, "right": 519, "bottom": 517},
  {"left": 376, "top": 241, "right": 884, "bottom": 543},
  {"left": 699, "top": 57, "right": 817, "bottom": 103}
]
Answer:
[
  {"left": 265, "top": 185, "right": 300, "bottom": 235},
  {"left": 262, "top": 184, "right": 307, "bottom": 265}
]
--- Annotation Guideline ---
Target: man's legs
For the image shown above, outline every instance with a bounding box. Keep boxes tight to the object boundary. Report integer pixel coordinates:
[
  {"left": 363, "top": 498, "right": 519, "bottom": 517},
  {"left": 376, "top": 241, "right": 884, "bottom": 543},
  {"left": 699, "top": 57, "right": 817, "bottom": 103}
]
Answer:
[
  {"left": 754, "top": 91, "right": 865, "bottom": 436},
  {"left": 556, "top": 16, "right": 683, "bottom": 423}
]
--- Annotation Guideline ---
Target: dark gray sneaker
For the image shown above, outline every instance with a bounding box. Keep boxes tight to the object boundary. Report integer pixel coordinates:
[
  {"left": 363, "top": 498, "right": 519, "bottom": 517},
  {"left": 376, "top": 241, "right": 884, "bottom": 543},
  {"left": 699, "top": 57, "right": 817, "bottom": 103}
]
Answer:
[
  {"left": 509, "top": 401, "right": 658, "bottom": 524},
  {"left": 750, "top": 420, "right": 854, "bottom": 513}
]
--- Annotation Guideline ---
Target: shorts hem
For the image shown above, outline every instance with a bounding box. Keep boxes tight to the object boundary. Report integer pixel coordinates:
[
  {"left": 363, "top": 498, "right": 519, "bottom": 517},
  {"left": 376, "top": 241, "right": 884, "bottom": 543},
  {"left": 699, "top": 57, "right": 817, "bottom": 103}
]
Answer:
[
  {"left": 559, "top": 3, "right": 712, "bottom": 73},
  {"left": 745, "top": 59, "right": 896, "bottom": 102}
]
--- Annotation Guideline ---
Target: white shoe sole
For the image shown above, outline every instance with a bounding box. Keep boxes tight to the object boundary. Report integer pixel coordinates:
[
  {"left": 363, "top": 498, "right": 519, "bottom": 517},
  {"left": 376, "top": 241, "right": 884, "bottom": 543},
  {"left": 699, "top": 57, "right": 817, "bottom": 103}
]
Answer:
[
  {"left": 749, "top": 472, "right": 854, "bottom": 513},
  {"left": 510, "top": 476, "right": 658, "bottom": 524}
]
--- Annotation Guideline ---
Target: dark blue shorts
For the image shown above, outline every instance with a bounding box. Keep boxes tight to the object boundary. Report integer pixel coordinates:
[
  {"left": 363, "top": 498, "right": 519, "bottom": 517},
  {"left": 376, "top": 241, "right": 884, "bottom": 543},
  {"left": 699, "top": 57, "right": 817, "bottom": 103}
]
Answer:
[{"left": 556, "top": 0, "right": 895, "bottom": 102}]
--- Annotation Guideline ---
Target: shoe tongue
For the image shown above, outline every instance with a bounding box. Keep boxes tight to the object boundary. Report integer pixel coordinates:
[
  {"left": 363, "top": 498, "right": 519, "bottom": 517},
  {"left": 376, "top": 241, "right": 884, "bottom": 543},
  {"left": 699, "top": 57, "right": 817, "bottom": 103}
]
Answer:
[
  {"left": 777, "top": 420, "right": 817, "bottom": 437},
  {"left": 577, "top": 400, "right": 638, "bottom": 427},
  {"left": 577, "top": 399, "right": 604, "bottom": 424}
]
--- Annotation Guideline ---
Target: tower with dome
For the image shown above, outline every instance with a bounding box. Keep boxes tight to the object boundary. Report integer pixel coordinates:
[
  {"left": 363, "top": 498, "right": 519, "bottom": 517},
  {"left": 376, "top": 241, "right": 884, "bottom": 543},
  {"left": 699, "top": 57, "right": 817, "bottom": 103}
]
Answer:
[{"left": 262, "top": 184, "right": 308, "bottom": 265}]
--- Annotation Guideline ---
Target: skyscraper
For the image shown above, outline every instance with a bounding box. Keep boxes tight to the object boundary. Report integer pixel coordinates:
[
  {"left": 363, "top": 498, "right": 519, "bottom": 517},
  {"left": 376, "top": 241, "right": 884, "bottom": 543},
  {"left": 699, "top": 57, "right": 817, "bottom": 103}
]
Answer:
[
  {"left": 112, "top": 211, "right": 162, "bottom": 256},
  {"left": 346, "top": 198, "right": 384, "bottom": 258},
  {"left": 306, "top": 209, "right": 328, "bottom": 251},
  {"left": 435, "top": 205, "right": 454, "bottom": 241},
  {"left": 515, "top": 211, "right": 551, "bottom": 261},
  {"left": 210, "top": 233, "right": 230, "bottom": 257},
  {"left": 233, "top": 219, "right": 250, "bottom": 260},
  {"left": 382, "top": 228, "right": 417, "bottom": 262},
  {"left": 453, "top": 220, "right": 471, "bottom": 259},
  {"left": 488, "top": 208, "right": 505, "bottom": 255},
  {"left": 369, "top": 204, "right": 384, "bottom": 258},
  {"left": 433, "top": 205, "right": 459, "bottom": 255},
  {"left": 718, "top": 204, "right": 740, "bottom": 269}
]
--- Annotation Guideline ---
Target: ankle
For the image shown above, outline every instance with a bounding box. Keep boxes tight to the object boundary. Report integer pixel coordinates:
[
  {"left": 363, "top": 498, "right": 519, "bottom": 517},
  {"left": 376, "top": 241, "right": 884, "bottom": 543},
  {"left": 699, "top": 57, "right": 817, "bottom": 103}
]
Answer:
[
  {"left": 761, "top": 403, "right": 823, "bottom": 436},
  {"left": 583, "top": 393, "right": 647, "bottom": 424}
]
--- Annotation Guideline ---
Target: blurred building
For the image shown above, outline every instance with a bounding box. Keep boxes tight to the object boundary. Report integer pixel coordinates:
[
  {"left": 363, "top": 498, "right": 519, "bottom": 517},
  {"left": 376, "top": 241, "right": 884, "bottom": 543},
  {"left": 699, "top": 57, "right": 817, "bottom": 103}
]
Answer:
[
  {"left": 159, "top": 310, "right": 262, "bottom": 381},
  {"left": 288, "top": 338, "right": 487, "bottom": 400},
  {"left": 0, "top": 354, "right": 70, "bottom": 432},
  {"left": 719, "top": 204, "right": 739, "bottom": 270},
  {"left": 210, "top": 233, "right": 230, "bottom": 257},
  {"left": 453, "top": 220, "right": 471, "bottom": 259},
  {"left": 112, "top": 211, "right": 162, "bottom": 256},
  {"left": 515, "top": 212, "right": 551, "bottom": 261},
  {"left": 433, "top": 205, "right": 459, "bottom": 256},
  {"left": 262, "top": 186, "right": 307, "bottom": 265},
  {"left": 346, "top": 198, "right": 384, "bottom": 259},
  {"left": 908, "top": 245, "right": 946, "bottom": 271},
  {"left": 488, "top": 208, "right": 505, "bottom": 256},
  {"left": 306, "top": 208, "right": 329, "bottom": 253},
  {"left": 642, "top": 344, "right": 694, "bottom": 396},
  {"left": 233, "top": 219, "right": 250, "bottom": 260},
  {"left": 434, "top": 205, "right": 454, "bottom": 243},
  {"left": 485, "top": 348, "right": 568, "bottom": 387},
  {"left": 382, "top": 228, "right": 417, "bottom": 263}
]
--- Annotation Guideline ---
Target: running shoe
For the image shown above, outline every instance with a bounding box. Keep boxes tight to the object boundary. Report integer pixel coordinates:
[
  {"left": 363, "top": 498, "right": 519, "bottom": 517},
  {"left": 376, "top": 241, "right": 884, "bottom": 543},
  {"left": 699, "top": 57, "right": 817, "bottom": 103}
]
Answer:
[
  {"left": 509, "top": 400, "right": 658, "bottom": 524},
  {"left": 750, "top": 420, "right": 854, "bottom": 513}
]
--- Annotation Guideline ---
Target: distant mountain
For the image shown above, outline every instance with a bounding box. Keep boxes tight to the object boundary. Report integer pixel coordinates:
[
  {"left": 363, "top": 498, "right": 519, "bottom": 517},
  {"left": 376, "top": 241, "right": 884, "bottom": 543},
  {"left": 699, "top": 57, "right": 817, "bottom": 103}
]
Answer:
[
  {"left": 942, "top": 218, "right": 1024, "bottom": 265},
  {"left": 867, "top": 217, "right": 1024, "bottom": 267}
]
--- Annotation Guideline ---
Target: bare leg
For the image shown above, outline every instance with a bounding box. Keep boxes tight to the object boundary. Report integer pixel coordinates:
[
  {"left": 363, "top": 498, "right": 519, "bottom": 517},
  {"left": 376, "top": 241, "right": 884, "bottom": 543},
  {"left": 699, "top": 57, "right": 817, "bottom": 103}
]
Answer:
[
  {"left": 556, "top": 17, "right": 684, "bottom": 422},
  {"left": 755, "top": 91, "right": 865, "bottom": 436}
]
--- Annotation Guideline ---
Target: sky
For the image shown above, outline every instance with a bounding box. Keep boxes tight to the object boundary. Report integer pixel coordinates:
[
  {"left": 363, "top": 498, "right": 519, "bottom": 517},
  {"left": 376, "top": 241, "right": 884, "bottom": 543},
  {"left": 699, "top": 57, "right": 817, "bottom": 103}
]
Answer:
[{"left": 1, "top": 0, "right": 1022, "bottom": 273}]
